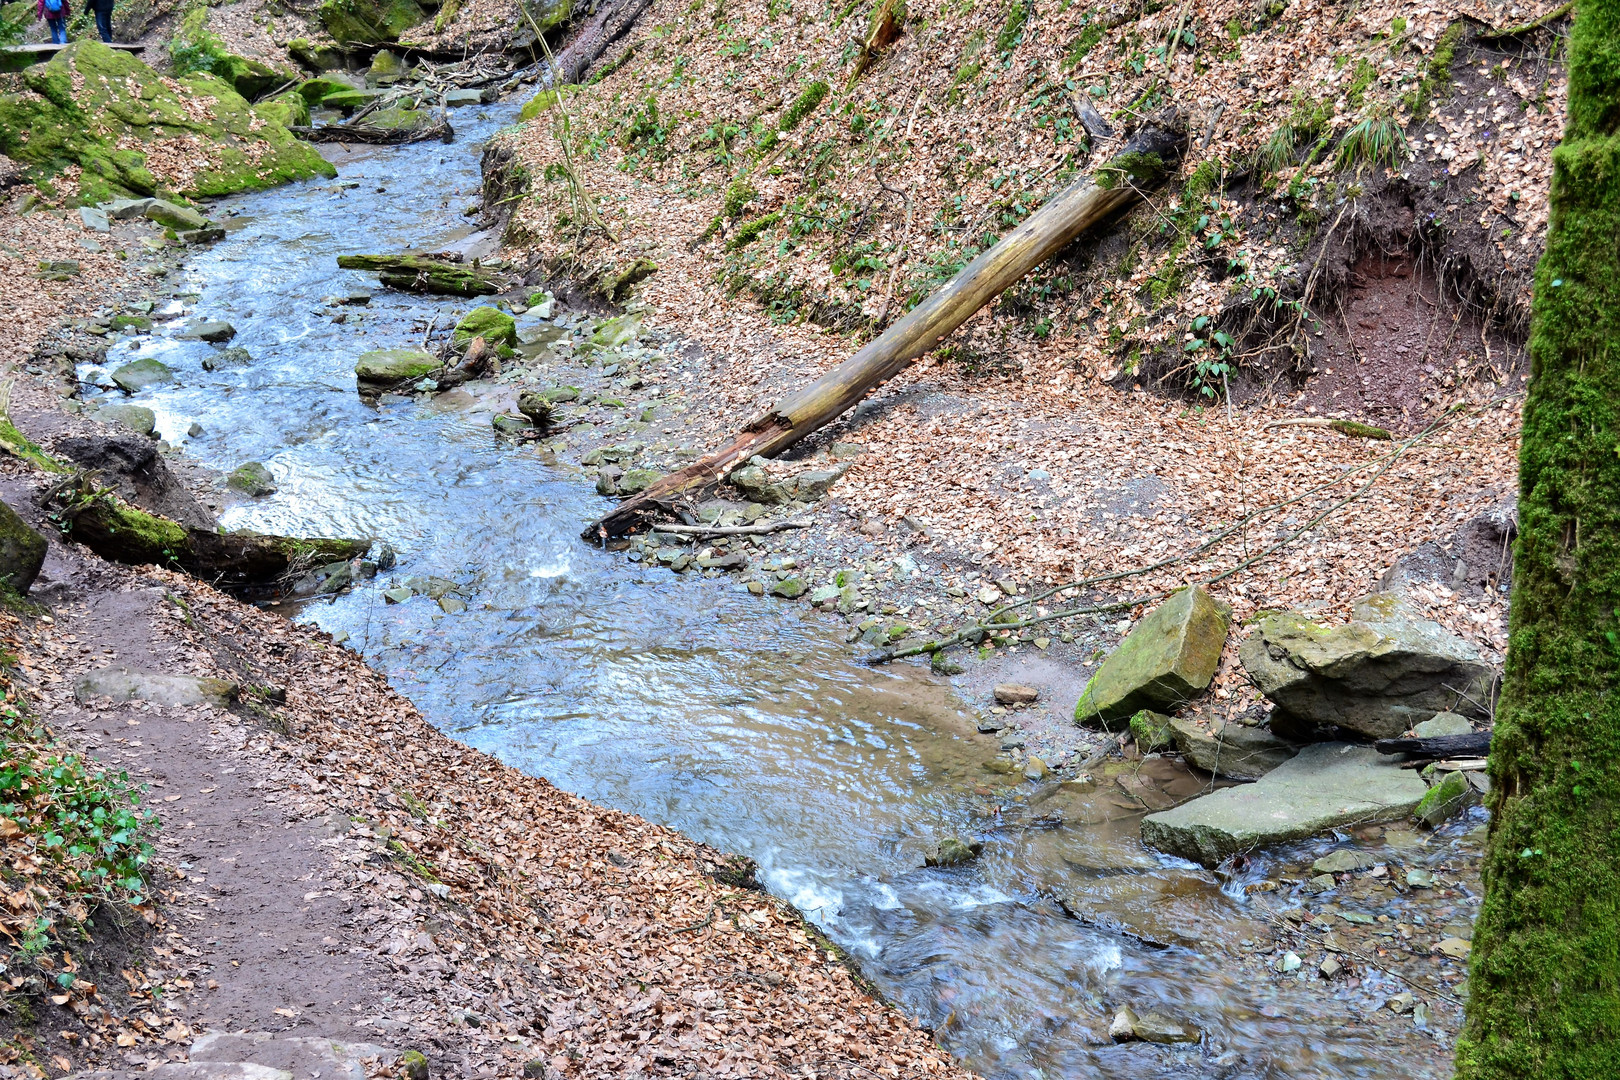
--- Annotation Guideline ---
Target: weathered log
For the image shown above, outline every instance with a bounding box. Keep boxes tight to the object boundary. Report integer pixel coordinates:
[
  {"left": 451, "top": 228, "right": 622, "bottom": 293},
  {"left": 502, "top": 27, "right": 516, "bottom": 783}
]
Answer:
[
  {"left": 294, "top": 114, "right": 454, "bottom": 145},
  {"left": 1375, "top": 731, "right": 1493, "bottom": 760},
  {"left": 51, "top": 485, "right": 369, "bottom": 590},
  {"left": 583, "top": 115, "right": 1187, "bottom": 539},
  {"left": 552, "top": 0, "right": 654, "bottom": 84},
  {"left": 336, "top": 254, "right": 503, "bottom": 296}
]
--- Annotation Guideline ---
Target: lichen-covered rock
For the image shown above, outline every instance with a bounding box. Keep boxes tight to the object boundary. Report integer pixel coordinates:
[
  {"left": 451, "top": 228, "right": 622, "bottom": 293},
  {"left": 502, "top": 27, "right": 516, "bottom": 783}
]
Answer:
[
  {"left": 142, "top": 199, "right": 209, "bottom": 230},
  {"left": 355, "top": 348, "right": 439, "bottom": 383},
  {"left": 366, "top": 49, "right": 409, "bottom": 86},
  {"left": 452, "top": 306, "right": 518, "bottom": 350},
  {"left": 0, "top": 498, "right": 47, "bottom": 594},
  {"left": 95, "top": 403, "right": 157, "bottom": 437},
  {"left": 0, "top": 42, "right": 334, "bottom": 205},
  {"left": 297, "top": 75, "right": 360, "bottom": 103},
  {"left": 319, "top": 0, "right": 428, "bottom": 45},
  {"left": 589, "top": 313, "right": 641, "bottom": 348},
  {"left": 1074, "top": 586, "right": 1230, "bottom": 728},
  {"left": 1128, "top": 709, "right": 1175, "bottom": 752},
  {"left": 1238, "top": 593, "right": 1497, "bottom": 741}
]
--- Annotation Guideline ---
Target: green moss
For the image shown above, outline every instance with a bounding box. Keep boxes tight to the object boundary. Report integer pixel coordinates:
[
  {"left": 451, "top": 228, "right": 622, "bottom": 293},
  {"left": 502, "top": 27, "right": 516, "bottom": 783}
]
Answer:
[
  {"left": 255, "top": 91, "right": 311, "bottom": 128},
  {"left": 996, "top": 0, "right": 1031, "bottom": 53},
  {"left": 727, "top": 210, "right": 783, "bottom": 249},
  {"left": 1062, "top": 20, "right": 1106, "bottom": 69},
  {"left": 722, "top": 178, "right": 756, "bottom": 218},
  {"left": 170, "top": 7, "right": 288, "bottom": 100},
  {"left": 1095, "top": 150, "right": 1166, "bottom": 190},
  {"left": 518, "top": 85, "right": 578, "bottom": 122},
  {"left": 0, "top": 416, "right": 66, "bottom": 473},
  {"left": 1344, "top": 56, "right": 1378, "bottom": 109},
  {"left": 81, "top": 495, "right": 188, "bottom": 565},
  {"left": 1328, "top": 419, "right": 1393, "bottom": 439},
  {"left": 319, "top": 0, "right": 428, "bottom": 45},
  {"left": 0, "top": 42, "right": 331, "bottom": 204},
  {"left": 1453, "top": 0, "right": 1620, "bottom": 1074},
  {"left": 1402, "top": 21, "right": 1465, "bottom": 121},
  {"left": 452, "top": 306, "right": 518, "bottom": 349}
]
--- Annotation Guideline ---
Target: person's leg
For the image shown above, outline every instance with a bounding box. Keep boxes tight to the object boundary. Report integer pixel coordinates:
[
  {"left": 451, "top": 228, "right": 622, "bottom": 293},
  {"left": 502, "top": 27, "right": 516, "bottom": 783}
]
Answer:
[
  {"left": 95, "top": 3, "right": 112, "bottom": 41},
  {"left": 48, "top": 17, "right": 66, "bottom": 43}
]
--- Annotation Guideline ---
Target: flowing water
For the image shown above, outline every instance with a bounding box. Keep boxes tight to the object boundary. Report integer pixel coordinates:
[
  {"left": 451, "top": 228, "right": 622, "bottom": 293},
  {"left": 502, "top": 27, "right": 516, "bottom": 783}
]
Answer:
[{"left": 83, "top": 99, "right": 1470, "bottom": 1078}]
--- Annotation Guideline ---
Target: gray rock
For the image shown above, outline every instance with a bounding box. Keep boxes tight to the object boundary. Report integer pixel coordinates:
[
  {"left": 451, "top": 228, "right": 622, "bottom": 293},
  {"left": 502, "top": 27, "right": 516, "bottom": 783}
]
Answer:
[
  {"left": 176, "top": 319, "right": 236, "bottom": 343},
  {"left": 1239, "top": 593, "right": 1496, "bottom": 740},
  {"left": 92, "top": 403, "right": 157, "bottom": 437},
  {"left": 1414, "top": 712, "right": 1473, "bottom": 738},
  {"left": 0, "top": 498, "right": 47, "bottom": 594},
  {"left": 1140, "top": 743, "right": 1429, "bottom": 867},
  {"left": 101, "top": 197, "right": 156, "bottom": 220},
  {"left": 178, "top": 227, "right": 227, "bottom": 245},
  {"left": 792, "top": 463, "right": 850, "bottom": 501},
  {"left": 1131, "top": 1011, "right": 1201, "bottom": 1044},
  {"left": 1313, "top": 848, "right": 1375, "bottom": 874},
  {"left": 355, "top": 348, "right": 439, "bottom": 383},
  {"left": 111, "top": 357, "right": 176, "bottom": 392},
  {"left": 226, "top": 462, "right": 277, "bottom": 497},
  {"left": 79, "top": 206, "right": 111, "bottom": 233},
  {"left": 189, "top": 1032, "right": 398, "bottom": 1080},
  {"left": 143, "top": 199, "right": 209, "bottom": 231},
  {"left": 74, "top": 667, "right": 238, "bottom": 708},
  {"left": 1168, "top": 716, "right": 1299, "bottom": 780},
  {"left": 202, "top": 346, "right": 254, "bottom": 371},
  {"left": 1074, "top": 587, "right": 1230, "bottom": 727},
  {"left": 444, "top": 87, "right": 495, "bottom": 106},
  {"left": 729, "top": 462, "right": 793, "bottom": 505}
]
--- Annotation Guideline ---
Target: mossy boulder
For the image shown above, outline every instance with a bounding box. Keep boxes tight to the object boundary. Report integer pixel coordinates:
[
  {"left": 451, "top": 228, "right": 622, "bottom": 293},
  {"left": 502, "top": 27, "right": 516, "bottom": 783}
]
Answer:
[
  {"left": 363, "top": 106, "right": 435, "bottom": 135},
  {"left": 452, "top": 307, "right": 518, "bottom": 350},
  {"left": 111, "top": 357, "right": 176, "bottom": 393},
  {"left": 0, "top": 42, "right": 334, "bottom": 205},
  {"left": 589, "top": 313, "right": 641, "bottom": 348},
  {"left": 0, "top": 498, "right": 47, "bottom": 594},
  {"left": 1075, "top": 587, "right": 1231, "bottom": 728},
  {"left": 226, "top": 462, "right": 277, "bottom": 496},
  {"left": 366, "top": 49, "right": 408, "bottom": 86},
  {"left": 1414, "top": 768, "right": 1477, "bottom": 828},
  {"left": 1128, "top": 709, "right": 1175, "bottom": 752},
  {"left": 355, "top": 348, "right": 440, "bottom": 383},
  {"left": 171, "top": 8, "right": 293, "bottom": 101},
  {"left": 297, "top": 76, "right": 359, "bottom": 103},
  {"left": 319, "top": 0, "right": 429, "bottom": 45},
  {"left": 1238, "top": 593, "right": 1497, "bottom": 740},
  {"left": 320, "top": 88, "right": 385, "bottom": 113},
  {"left": 287, "top": 39, "right": 348, "bottom": 71},
  {"left": 255, "top": 91, "right": 311, "bottom": 129},
  {"left": 95, "top": 403, "right": 157, "bottom": 436},
  {"left": 518, "top": 85, "right": 578, "bottom": 122}
]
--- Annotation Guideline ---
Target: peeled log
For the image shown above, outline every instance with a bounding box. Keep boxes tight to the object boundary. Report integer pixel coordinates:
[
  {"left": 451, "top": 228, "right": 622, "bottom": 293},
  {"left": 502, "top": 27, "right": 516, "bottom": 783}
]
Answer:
[
  {"left": 552, "top": 0, "right": 655, "bottom": 84},
  {"left": 55, "top": 488, "right": 368, "bottom": 591},
  {"left": 584, "top": 116, "right": 1186, "bottom": 539}
]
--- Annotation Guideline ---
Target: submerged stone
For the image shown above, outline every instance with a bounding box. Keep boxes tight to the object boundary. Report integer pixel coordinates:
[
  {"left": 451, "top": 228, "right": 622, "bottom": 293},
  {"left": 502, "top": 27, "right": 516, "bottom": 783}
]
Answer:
[
  {"left": 1075, "top": 587, "right": 1230, "bottom": 728},
  {"left": 226, "top": 461, "right": 277, "bottom": 496},
  {"left": 925, "top": 837, "right": 983, "bottom": 867}
]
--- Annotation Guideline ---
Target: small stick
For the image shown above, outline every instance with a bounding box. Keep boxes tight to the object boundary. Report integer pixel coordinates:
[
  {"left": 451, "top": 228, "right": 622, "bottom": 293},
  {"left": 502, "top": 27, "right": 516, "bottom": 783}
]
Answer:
[
  {"left": 649, "top": 520, "right": 811, "bottom": 537},
  {"left": 1263, "top": 417, "right": 1393, "bottom": 440}
]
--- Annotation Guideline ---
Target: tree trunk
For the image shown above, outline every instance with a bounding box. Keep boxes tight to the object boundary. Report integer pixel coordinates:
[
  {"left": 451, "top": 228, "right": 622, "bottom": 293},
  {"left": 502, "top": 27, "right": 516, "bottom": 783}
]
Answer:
[
  {"left": 1454, "top": 2, "right": 1620, "bottom": 1076},
  {"left": 335, "top": 254, "right": 504, "bottom": 296},
  {"left": 553, "top": 0, "right": 654, "bottom": 85},
  {"left": 53, "top": 487, "right": 369, "bottom": 591},
  {"left": 584, "top": 116, "right": 1185, "bottom": 539}
]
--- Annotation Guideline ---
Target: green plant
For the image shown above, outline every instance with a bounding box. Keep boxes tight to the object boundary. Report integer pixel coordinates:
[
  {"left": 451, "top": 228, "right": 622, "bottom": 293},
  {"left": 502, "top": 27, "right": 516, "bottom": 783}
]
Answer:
[
  {"left": 1335, "top": 108, "right": 1409, "bottom": 170},
  {"left": 1182, "top": 315, "right": 1235, "bottom": 398},
  {"left": 996, "top": 0, "right": 1031, "bottom": 54}
]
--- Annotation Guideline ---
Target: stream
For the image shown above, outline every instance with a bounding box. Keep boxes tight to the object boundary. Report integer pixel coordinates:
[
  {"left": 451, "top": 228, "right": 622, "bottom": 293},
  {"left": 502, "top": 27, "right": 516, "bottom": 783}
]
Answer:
[{"left": 83, "top": 98, "right": 1467, "bottom": 1079}]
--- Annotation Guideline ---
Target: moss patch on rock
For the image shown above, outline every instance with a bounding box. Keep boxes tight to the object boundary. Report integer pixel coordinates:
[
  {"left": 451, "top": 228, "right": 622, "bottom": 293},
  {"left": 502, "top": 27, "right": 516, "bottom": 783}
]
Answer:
[
  {"left": 319, "top": 0, "right": 429, "bottom": 45},
  {"left": 0, "top": 42, "right": 334, "bottom": 205},
  {"left": 452, "top": 307, "right": 518, "bottom": 349}
]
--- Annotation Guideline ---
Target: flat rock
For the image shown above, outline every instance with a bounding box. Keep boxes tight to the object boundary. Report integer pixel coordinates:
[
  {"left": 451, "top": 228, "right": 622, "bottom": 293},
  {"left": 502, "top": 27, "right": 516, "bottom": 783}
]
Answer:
[
  {"left": 355, "top": 348, "right": 439, "bottom": 383},
  {"left": 1169, "top": 716, "right": 1299, "bottom": 780},
  {"left": 143, "top": 198, "right": 209, "bottom": 231},
  {"left": 110, "top": 357, "right": 175, "bottom": 392},
  {"left": 176, "top": 319, "right": 236, "bottom": 343},
  {"left": 1312, "top": 847, "right": 1375, "bottom": 874},
  {"left": 1075, "top": 586, "right": 1229, "bottom": 728},
  {"left": 190, "top": 1032, "right": 398, "bottom": 1080},
  {"left": 444, "top": 87, "right": 494, "bottom": 106},
  {"left": 74, "top": 666, "right": 238, "bottom": 709},
  {"left": 1140, "top": 743, "right": 1428, "bottom": 867},
  {"left": 1239, "top": 593, "right": 1496, "bottom": 740}
]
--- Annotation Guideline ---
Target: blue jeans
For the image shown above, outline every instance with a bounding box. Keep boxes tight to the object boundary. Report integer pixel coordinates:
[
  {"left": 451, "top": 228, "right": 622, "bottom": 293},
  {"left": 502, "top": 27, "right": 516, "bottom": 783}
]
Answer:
[
  {"left": 46, "top": 17, "right": 66, "bottom": 42},
  {"left": 92, "top": 3, "right": 112, "bottom": 40}
]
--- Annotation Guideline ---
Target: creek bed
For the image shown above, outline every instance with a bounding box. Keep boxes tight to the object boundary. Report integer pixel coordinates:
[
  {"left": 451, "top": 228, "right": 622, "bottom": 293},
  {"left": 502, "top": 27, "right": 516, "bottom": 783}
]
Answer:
[{"left": 83, "top": 98, "right": 1476, "bottom": 1079}]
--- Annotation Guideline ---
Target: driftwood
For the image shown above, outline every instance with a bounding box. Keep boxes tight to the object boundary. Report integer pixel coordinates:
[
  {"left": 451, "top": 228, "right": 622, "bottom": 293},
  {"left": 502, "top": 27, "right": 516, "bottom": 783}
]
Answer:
[
  {"left": 584, "top": 115, "right": 1187, "bottom": 540},
  {"left": 1375, "top": 731, "right": 1492, "bottom": 760},
  {"left": 552, "top": 0, "right": 655, "bottom": 84},
  {"left": 336, "top": 254, "right": 503, "bottom": 296},
  {"left": 437, "top": 336, "right": 494, "bottom": 390},
  {"left": 48, "top": 483, "right": 369, "bottom": 591},
  {"left": 652, "top": 520, "right": 811, "bottom": 537}
]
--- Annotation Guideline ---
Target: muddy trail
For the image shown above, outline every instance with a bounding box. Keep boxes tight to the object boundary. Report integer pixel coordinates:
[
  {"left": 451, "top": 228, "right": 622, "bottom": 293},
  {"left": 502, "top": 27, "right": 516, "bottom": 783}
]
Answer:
[{"left": 45, "top": 94, "right": 1492, "bottom": 1080}]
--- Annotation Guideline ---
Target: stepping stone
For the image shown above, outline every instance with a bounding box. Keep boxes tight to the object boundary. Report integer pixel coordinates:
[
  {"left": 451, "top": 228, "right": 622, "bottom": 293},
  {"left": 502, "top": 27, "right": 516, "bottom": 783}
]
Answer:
[{"left": 1139, "top": 743, "right": 1428, "bottom": 867}]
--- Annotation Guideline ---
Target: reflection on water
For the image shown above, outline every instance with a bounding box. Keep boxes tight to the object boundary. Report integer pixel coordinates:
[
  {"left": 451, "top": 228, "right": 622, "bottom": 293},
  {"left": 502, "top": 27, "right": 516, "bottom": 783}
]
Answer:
[{"left": 92, "top": 100, "right": 1447, "bottom": 1078}]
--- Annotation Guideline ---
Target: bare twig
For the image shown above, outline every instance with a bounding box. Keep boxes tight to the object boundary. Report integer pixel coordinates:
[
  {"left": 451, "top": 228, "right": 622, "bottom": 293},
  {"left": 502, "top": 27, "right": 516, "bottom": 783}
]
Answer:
[{"left": 651, "top": 520, "right": 812, "bottom": 537}]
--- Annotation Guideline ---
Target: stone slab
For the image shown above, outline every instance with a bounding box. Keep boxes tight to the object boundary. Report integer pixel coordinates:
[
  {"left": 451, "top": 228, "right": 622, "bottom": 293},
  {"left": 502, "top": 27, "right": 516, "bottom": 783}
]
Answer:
[
  {"left": 1140, "top": 743, "right": 1428, "bottom": 867},
  {"left": 74, "top": 666, "right": 238, "bottom": 709}
]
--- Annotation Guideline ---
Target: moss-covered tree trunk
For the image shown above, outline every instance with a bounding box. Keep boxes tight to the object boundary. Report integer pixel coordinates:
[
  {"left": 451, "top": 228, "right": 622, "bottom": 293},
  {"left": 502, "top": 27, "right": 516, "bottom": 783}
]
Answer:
[{"left": 1454, "top": 3, "right": 1620, "bottom": 1077}]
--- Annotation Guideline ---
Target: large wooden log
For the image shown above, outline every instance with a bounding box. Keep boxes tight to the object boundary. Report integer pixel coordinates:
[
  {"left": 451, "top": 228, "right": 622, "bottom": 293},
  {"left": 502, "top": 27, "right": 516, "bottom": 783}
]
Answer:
[
  {"left": 552, "top": 0, "right": 655, "bottom": 84},
  {"left": 583, "top": 116, "right": 1187, "bottom": 539},
  {"left": 1375, "top": 731, "right": 1492, "bottom": 760},
  {"left": 336, "top": 254, "right": 503, "bottom": 296}
]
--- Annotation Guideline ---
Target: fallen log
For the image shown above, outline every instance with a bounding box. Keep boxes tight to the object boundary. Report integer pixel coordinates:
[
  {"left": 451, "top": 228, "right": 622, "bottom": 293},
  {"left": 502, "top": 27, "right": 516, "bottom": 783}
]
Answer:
[
  {"left": 48, "top": 482, "right": 369, "bottom": 591},
  {"left": 551, "top": 0, "right": 654, "bottom": 84},
  {"left": 583, "top": 113, "right": 1186, "bottom": 540},
  {"left": 336, "top": 254, "right": 503, "bottom": 296},
  {"left": 294, "top": 113, "right": 454, "bottom": 145},
  {"left": 1374, "top": 731, "right": 1492, "bottom": 760}
]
